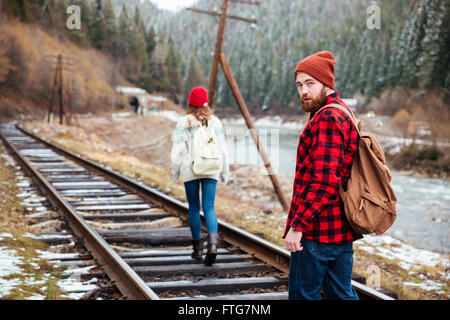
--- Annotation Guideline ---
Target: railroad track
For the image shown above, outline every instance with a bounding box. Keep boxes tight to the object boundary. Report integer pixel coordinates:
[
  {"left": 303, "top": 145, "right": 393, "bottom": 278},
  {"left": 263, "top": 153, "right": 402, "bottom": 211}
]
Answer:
[{"left": 0, "top": 121, "right": 395, "bottom": 300}]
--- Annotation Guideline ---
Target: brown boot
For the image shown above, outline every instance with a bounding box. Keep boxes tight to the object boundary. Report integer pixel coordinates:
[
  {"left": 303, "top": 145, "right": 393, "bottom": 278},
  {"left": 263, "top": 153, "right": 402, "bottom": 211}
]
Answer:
[
  {"left": 203, "top": 233, "right": 219, "bottom": 266},
  {"left": 191, "top": 238, "right": 204, "bottom": 262}
]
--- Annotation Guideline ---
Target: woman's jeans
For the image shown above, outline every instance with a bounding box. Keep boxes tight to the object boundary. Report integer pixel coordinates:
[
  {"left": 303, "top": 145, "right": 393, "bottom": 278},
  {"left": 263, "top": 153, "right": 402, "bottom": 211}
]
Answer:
[
  {"left": 288, "top": 238, "right": 359, "bottom": 300},
  {"left": 184, "top": 178, "right": 218, "bottom": 239}
]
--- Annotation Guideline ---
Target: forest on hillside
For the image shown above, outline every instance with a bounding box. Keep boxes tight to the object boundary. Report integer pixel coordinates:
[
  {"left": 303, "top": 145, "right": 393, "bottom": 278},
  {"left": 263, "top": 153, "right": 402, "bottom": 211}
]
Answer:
[{"left": 0, "top": 0, "right": 448, "bottom": 121}]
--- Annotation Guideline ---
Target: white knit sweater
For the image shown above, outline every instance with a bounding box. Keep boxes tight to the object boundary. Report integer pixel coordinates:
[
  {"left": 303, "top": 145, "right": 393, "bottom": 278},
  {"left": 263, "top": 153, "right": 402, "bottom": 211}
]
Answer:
[{"left": 171, "top": 114, "right": 229, "bottom": 183}]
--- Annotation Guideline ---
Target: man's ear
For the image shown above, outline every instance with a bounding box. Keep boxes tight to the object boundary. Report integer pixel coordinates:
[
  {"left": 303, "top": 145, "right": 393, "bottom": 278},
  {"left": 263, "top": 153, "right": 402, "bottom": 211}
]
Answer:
[{"left": 324, "top": 86, "right": 334, "bottom": 95}]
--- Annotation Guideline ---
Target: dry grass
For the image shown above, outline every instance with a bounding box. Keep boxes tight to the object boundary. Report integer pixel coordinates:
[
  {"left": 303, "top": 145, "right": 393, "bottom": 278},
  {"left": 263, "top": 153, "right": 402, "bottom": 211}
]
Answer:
[{"left": 0, "top": 17, "right": 127, "bottom": 121}]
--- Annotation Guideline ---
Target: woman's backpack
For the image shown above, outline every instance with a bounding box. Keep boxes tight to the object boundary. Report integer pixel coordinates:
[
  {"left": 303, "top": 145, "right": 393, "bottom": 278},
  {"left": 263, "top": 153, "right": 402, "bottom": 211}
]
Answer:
[
  {"left": 189, "top": 117, "right": 223, "bottom": 176},
  {"left": 310, "top": 104, "right": 397, "bottom": 235}
]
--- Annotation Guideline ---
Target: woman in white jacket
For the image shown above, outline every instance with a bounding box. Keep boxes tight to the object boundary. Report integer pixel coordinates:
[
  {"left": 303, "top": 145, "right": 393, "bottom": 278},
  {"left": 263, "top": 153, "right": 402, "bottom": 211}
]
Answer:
[{"left": 171, "top": 87, "right": 229, "bottom": 266}]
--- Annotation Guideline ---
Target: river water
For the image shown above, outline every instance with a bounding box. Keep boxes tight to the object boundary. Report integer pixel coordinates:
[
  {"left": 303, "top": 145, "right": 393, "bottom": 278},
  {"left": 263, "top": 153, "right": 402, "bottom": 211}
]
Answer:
[{"left": 223, "top": 121, "right": 449, "bottom": 254}]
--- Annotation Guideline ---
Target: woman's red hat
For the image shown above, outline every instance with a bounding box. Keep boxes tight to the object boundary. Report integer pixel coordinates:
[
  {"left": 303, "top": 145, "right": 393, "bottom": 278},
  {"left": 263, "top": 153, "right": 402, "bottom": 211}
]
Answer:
[{"left": 188, "top": 87, "right": 209, "bottom": 108}]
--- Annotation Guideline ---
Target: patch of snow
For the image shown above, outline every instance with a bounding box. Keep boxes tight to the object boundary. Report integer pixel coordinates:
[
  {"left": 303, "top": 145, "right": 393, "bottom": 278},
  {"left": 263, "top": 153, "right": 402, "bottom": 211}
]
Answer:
[
  {"left": 439, "top": 271, "right": 450, "bottom": 281},
  {"left": 0, "top": 245, "right": 99, "bottom": 299},
  {"left": 21, "top": 196, "right": 46, "bottom": 203},
  {"left": 223, "top": 116, "right": 306, "bottom": 131},
  {"left": 33, "top": 206, "right": 48, "bottom": 212},
  {"left": 16, "top": 192, "right": 32, "bottom": 198},
  {"left": 62, "top": 291, "right": 89, "bottom": 300},
  {"left": 36, "top": 251, "right": 80, "bottom": 260},
  {"left": 57, "top": 276, "right": 97, "bottom": 293},
  {"left": 62, "top": 265, "right": 95, "bottom": 275},
  {"left": 0, "top": 153, "right": 16, "bottom": 167},
  {"left": 403, "top": 279, "right": 446, "bottom": 293},
  {"left": 24, "top": 233, "right": 72, "bottom": 240},
  {"left": 355, "top": 235, "right": 449, "bottom": 270},
  {"left": 111, "top": 112, "right": 132, "bottom": 118},
  {"left": 398, "top": 261, "right": 414, "bottom": 270},
  {"left": 0, "top": 232, "right": 13, "bottom": 240},
  {"left": 377, "top": 134, "right": 450, "bottom": 155},
  {"left": 25, "top": 294, "right": 46, "bottom": 300},
  {"left": 156, "top": 110, "right": 183, "bottom": 122},
  {"left": 0, "top": 247, "right": 21, "bottom": 277},
  {"left": 357, "top": 245, "right": 375, "bottom": 254},
  {"left": 253, "top": 116, "right": 305, "bottom": 131},
  {"left": 0, "top": 246, "right": 22, "bottom": 297},
  {"left": 16, "top": 181, "right": 31, "bottom": 187},
  {"left": 222, "top": 118, "right": 246, "bottom": 126}
]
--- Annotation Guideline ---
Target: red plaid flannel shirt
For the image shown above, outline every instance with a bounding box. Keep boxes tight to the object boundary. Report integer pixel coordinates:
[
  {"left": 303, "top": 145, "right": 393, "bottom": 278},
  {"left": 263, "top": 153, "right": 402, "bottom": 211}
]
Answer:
[{"left": 283, "top": 92, "right": 363, "bottom": 244}]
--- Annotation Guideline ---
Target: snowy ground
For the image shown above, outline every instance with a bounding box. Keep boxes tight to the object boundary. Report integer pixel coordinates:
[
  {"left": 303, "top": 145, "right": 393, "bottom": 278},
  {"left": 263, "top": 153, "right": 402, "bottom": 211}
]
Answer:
[
  {"left": 0, "top": 142, "right": 100, "bottom": 300},
  {"left": 3, "top": 231, "right": 447, "bottom": 298},
  {"left": 0, "top": 242, "right": 22, "bottom": 298},
  {"left": 355, "top": 235, "right": 449, "bottom": 296},
  {"left": 0, "top": 232, "right": 98, "bottom": 299}
]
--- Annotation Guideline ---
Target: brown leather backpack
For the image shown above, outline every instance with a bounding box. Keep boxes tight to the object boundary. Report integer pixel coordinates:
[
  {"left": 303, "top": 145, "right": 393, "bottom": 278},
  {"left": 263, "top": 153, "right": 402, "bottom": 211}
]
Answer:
[{"left": 310, "top": 104, "right": 397, "bottom": 235}]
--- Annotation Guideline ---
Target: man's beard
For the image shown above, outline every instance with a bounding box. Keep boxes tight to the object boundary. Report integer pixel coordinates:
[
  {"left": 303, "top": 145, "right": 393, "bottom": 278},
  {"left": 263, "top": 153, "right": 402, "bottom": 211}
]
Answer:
[{"left": 301, "top": 87, "right": 328, "bottom": 113}]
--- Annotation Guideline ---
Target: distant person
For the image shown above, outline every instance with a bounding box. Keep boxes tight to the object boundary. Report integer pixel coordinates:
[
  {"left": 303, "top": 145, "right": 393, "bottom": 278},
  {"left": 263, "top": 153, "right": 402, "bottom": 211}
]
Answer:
[
  {"left": 129, "top": 96, "right": 139, "bottom": 114},
  {"left": 283, "top": 51, "right": 363, "bottom": 300},
  {"left": 171, "top": 87, "right": 229, "bottom": 266}
]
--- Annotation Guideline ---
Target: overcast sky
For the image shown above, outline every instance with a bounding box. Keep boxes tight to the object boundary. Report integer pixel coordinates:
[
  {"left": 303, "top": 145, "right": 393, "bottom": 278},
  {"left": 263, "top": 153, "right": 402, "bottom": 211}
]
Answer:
[{"left": 149, "top": 0, "right": 198, "bottom": 12}]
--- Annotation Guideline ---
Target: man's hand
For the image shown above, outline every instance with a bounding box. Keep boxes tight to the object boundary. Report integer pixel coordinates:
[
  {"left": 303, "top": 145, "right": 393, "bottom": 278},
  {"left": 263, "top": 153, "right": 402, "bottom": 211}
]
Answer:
[{"left": 285, "top": 228, "right": 303, "bottom": 252}]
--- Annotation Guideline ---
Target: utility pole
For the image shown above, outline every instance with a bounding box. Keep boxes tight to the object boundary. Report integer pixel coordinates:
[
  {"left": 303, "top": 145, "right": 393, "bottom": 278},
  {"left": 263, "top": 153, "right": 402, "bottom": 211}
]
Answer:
[
  {"left": 187, "top": 0, "right": 258, "bottom": 108},
  {"left": 219, "top": 53, "right": 290, "bottom": 211},
  {"left": 45, "top": 53, "right": 75, "bottom": 125},
  {"left": 208, "top": 0, "right": 227, "bottom": 108},
  {"left": 187, "top": 1, "right": 290, "bottom": 212}
]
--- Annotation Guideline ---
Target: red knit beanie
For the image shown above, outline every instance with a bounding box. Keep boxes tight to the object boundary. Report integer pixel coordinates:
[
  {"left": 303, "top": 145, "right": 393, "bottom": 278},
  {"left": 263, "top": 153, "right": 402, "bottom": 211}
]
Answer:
[
  {"left": 188, "top": 87, "right": 209, "bottom": 108},
  {"left": 293, "top": 51, "right": 336, "bottom": 90}
]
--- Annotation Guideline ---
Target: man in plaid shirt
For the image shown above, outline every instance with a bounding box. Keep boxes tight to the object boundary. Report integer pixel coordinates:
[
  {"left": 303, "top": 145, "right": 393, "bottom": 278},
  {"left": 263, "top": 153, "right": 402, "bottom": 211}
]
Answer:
[{"left": 283, "top": 51, "right": 362, "bottom": 300}]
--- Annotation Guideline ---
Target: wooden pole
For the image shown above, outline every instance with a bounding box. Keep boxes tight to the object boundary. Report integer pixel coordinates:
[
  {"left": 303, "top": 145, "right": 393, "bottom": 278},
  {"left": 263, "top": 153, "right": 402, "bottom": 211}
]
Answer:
[
  {"left": 65, "top": 78, "right": 73, "bottom": 126},
  {"left": 219, "top": 53, "right": 290, "bottom": 212},
  {"left": 229, "top": 0, "right": 260, "bottom": 4},
  {"left": 47, "top": 53, "right": 75, "bottom": 125},
  {"left": 207, "top": 0, "right": 228, "bottom": 108},
  {"left": 186, "top": 8, "right": 257, "bottom": 23},
  {"left": 47, "top": 59, "right": 59, "bottom": 123},
  {"left": 57, "top": 55, "right": 64, "bottom": 125}
]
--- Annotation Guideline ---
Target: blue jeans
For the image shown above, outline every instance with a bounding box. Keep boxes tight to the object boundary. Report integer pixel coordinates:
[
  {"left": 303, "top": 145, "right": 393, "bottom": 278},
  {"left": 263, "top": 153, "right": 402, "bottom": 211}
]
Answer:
[
  {"left": 184, "top": 178, "right": 218, "bottom": 239},
  {"left": 288, "top": 238, "right": 358, "bottom": 300}
]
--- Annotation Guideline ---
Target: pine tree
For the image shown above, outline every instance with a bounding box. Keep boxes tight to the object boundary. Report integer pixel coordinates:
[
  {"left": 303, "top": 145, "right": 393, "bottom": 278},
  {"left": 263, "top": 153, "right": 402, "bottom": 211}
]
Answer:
[
  {"left": 145, "top": 27, "right": 157, "bottom": 60},
  {"left": 149, "top": 38, "right": 168, "bottom": 92},
  {"left": 133, "top": 21, "right": 149, "bottom": 77},
  {"left": 427, "top": 0, "right": 450, "bottom": 89},
  {"left": 134, "top": 6, "right": 141, "bottom": 27},
  {"left": 41, "top": 0, "right": 55, "bottom": 29},
  {"left": 10, "top": 0, "right": 28, "bottom": 21},
  {"left": 116, "top": 3, "right": 132, "bottom": 59},
  {"left": 103, "top": 0, "right": 117, "bottom": 38},
  {"left": 88, "top": 1, "right": 108, "bottom": 51},
  {"left": 166, "top": 37, "right": 184, "bottom": 104},
  {"left": 185, "top": 50, "right": 206, "bottom": 100}
]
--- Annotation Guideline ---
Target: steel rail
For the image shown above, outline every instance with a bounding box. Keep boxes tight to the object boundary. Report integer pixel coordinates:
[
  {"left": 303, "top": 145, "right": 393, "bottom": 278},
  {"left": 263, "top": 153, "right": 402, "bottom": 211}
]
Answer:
[
  {"left": 15, "top": 123, "right": 395, "bottom": 300},
  {"left": 0, "top": 127, "right": 159, "bottom": 300}
]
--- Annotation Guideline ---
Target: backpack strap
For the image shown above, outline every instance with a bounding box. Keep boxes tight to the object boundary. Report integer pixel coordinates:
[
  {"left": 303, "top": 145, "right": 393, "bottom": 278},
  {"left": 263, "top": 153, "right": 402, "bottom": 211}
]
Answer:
[{"left": 309, "top": 103, "right": 362, "bottom": 136}]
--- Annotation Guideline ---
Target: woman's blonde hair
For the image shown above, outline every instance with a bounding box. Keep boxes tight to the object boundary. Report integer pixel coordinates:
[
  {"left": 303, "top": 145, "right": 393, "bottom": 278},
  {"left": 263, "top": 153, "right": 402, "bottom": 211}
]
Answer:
[{"left": 187, "top": 104, "right": 214, "bottom": 122}]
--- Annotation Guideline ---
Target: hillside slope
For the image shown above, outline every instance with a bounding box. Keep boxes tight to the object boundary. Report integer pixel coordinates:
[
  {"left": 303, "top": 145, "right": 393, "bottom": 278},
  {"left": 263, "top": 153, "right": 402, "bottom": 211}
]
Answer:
[{"left": 0, "top": 17, "right": 129, "bottom": 121}]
